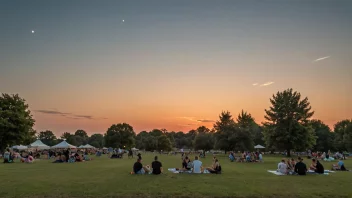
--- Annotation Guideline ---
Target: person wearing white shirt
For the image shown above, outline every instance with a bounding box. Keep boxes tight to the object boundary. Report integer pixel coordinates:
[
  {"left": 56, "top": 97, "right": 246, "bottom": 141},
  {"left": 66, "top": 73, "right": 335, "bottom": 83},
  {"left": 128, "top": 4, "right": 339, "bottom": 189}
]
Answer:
[
  {"left": 277, "top": 159, "right": 287, "bottom": 174},
  {"left": 192, "top": 156, "right": 203, "bottom": 173}
]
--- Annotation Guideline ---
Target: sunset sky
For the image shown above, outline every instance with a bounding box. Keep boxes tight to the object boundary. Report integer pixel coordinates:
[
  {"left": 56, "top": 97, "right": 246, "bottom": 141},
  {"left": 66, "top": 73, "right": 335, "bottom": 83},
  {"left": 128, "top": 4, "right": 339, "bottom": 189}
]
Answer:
[{"left": 1, "top": 0, "right": 351, "bottom": 136}]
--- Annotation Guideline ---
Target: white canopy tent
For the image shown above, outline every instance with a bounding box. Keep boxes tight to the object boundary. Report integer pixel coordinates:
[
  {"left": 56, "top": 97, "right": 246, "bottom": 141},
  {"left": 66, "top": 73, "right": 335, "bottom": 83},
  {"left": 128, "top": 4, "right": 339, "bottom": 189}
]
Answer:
[
  {"left": 12, "top": 145, "right": 28, "bottom": 150},
  {"left": 82, "top": 144, "right": 95, "bottom": 149},
  {"left": 254, "top": 145, "right": 265, "bottom": 149},
  {"left": 51, "top": 140, "right": 76, "bottom": 149},
  {"left": 78, "top": 145, "right": 84, "bottom": 148},
  {"left": 131, "top": 147, "right": 139, "bottom": 151},
  {"left": 29, "top": 139, "right": 50, "bottom": 150}
]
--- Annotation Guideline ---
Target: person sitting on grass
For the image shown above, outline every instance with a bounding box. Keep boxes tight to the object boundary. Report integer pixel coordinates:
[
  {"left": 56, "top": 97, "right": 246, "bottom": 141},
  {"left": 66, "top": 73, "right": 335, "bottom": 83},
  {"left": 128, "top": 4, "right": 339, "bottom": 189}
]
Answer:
[
  {"left": 332, "top": 160, "right": 348, "bottom": 171},
  {"left": 151, "top": 156, "right": 163, "bottom": 175},
  {"left": 192, "top": 156, "right": 203, "bottom": 174},
  {"left": 315, "top": 159, "right": 325, "bottom": 174},
  {"left": 207, "top": 158, "right": 221, "bottom": 174},
  {"left": 132, "top": 158, "right": 150, "bottom": 174},
  {"left": 21, "top": 153, "right": 34, "bottom": 163},
  {"left": 309, "top": 159, "right": 317, "bottom": 171},
  {"left": 258, "top": 152, "right": 263, "bottom": 162},
  {"left": 3, "top": 149, "right": 14, "bottom": 163},
  {"left": 294, "top": 157, "right": 307, "bottom": 175},
  {"left": 53, "top": 153, "right": 65, "bottom": 163},
  {"left": 229, "top": 152, "right": 235, "bottom": 162},
  {"left": 277, "top": 159, "right": 288, "bottom": 174},
  {"left": 176, "top": 156, "right": 192, "bottom": 172}
]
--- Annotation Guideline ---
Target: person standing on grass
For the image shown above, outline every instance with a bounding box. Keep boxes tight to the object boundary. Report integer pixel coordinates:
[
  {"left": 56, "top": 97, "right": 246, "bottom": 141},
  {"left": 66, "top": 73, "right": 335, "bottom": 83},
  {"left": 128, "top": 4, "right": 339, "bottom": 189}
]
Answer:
[
  {"left": 193, "top": 156, "right": 203, "bottom": 173},
  {"left": 294, "top": 157, "right": 307, "bottom": 175},
  {"left": 151, "top": 156, "right": 163, "bottom": 175}
]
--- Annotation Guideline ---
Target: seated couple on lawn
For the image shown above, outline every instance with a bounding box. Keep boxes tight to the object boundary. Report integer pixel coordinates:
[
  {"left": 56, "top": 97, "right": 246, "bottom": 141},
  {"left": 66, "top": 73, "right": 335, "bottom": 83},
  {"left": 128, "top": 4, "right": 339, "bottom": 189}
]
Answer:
[{"left": 132, "top": 156, "right": 163, "bottom": 175}]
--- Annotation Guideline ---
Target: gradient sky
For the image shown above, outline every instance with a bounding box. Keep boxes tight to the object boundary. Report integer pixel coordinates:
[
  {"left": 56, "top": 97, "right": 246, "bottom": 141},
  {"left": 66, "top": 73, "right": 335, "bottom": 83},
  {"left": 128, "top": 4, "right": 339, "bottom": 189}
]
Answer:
[{"left": 1, "top": 0, "right": 351, "bottom": 135}]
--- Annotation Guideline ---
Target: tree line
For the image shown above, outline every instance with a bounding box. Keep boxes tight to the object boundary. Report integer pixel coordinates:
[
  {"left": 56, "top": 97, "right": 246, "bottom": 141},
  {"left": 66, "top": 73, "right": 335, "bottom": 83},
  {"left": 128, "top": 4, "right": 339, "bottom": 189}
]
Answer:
[{"left": 0, "top": 89, "right": 351, "bottom": 156}]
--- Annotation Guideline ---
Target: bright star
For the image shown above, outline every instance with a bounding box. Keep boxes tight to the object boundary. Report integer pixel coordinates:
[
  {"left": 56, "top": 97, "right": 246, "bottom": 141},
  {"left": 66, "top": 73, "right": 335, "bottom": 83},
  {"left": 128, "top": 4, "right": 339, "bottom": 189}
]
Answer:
[{"left": 31, "top": 30, "right": 35, "bottom": 34}]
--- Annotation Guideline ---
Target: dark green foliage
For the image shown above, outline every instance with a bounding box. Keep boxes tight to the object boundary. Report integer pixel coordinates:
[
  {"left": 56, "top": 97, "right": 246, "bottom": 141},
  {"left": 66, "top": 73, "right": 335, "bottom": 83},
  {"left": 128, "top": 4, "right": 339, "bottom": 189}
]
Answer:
[
  {"left": 104, "top": 123, "right": 136, "bottom": 148},
  {"left": 0, "top": 94, "right": 35, "bottom": 150},
  {"left": 88, "top": 134, "right": 104, "bottom": 148},
  {"left": 309, "top": 119, "right": 334, "bottom": 152},
  {"left": 38, "top": 130, "right": 57, "bottom": 146},
  {"left": 333, "top": 119, "right": 352, "bottom": 152},
  {"left": 214, "top": 111, "right": 253, "bottom": 152},
  {"left": 263, "top": 89, "right": 316, "bottom": 156}
]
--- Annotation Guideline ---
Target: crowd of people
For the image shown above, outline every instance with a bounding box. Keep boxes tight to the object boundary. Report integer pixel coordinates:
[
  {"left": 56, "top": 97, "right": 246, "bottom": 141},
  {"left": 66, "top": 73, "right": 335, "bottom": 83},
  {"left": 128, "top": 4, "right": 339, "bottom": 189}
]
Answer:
[
  {"left": 229, "top": 151, "right": 263, "bottom": 162},
  {"left": 131, "top": 153, "right": 222, "bottom": 175},
  {"left": 276, "top": 157, "right": 348, "bottom": 175},
  {"left": 2, "top": 147, "right": 349, "bottom": 177}
]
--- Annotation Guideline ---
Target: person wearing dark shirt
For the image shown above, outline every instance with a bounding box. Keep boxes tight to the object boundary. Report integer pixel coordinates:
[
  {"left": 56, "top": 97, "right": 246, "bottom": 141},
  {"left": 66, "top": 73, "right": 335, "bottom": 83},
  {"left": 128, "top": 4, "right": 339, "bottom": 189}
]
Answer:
[
  {"left": 151, "top": 156, "right": 163, "bottom": 175},
  {"left": 133, "top": 158, "right": 150, "bottom": 174},
  {"left": 64, "top": 149, "right": 70, "bottom": 162},
  {"left": 137, "top": 153, "right": 142, "bottom": 160},
  {"left": 315, "top": 160, "right": 325, "bottom": 174},
  {"left": 294, "top": 157, "right": 307, "bottom": 175}
]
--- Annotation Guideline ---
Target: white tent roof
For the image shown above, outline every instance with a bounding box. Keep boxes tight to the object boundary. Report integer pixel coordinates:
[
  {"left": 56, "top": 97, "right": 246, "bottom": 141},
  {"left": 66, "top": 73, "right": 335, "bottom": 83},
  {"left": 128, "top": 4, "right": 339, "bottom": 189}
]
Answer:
[
  {"left": 82, "top": 144, "right": 95, "bottom": 149},
  {"left": 51, "top": 140, "right": 76, "bottom": 149},
  {"left": 12, "top": 145, "right": 28, "bottom": 150},
  {"left": 30, "top": 140, "right": 50, "bottom": 149},
  {"left": 254, "top": 145, "right": 265, "bottom": 149},
  {"left": 131, "top": 147, "right": 139, "bottom": 151},
  {"left": 78, "top": 145, "right": 84, "bottom": 148}
]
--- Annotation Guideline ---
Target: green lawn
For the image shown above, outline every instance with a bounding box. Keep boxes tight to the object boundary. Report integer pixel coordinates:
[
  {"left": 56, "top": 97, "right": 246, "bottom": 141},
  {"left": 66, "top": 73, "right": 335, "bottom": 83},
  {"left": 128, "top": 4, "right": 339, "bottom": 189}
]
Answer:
[{"left": 0, "top": 153, "right": 351, "bottom": 198}]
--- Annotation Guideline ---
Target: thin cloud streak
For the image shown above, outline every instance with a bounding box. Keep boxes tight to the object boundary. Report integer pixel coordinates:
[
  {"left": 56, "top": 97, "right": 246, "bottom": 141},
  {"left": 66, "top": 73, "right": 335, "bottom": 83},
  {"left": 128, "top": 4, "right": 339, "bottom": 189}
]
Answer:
[
  {"left": 252, "top": 83, "right": 258, "bottom": 86},
  {"left": 313, "top": 56, "right": 330, "bottom": 62},
  {"left": 179, "top": 117, "right": 215, "bottom": 123},
  {"left": 259, "top": 82, "right": 274, "bottom": 87},
  {"left": 197, "top": 119, "right": 215, "bottom": 123},
  {"left": 35, "top": 109, "right": 105, "bottom": 120}
]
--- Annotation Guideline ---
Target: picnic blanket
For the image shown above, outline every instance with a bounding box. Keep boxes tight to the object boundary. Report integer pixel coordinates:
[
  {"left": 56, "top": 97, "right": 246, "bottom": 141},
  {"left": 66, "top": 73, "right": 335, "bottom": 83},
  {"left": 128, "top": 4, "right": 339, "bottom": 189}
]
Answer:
[
  {"left": 267, "top": 170, "right": 334, "bottom": 176},
  {"left": 168, "top": 168, "right": 210, "bottom": 174},
  {"left": 324, "top": 157, "right": 335, "bottom": 162}
]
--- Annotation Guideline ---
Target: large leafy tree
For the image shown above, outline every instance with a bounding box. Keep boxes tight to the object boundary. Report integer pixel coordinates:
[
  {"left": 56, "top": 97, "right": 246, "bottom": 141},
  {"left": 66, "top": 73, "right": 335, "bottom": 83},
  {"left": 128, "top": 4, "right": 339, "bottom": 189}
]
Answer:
[
  {"left": 237, "top": 110, "right": 264, "bottom": 146},
  {"left": 194, "top": 131, "right": 214, "bottom": 152},
  {"left": 75, "top": 129, "right": 88, "bottom": 139},
  {"left": 333, "top": 119, "right": 352, "bottom": 152},
  {"left": 104, "top": 123, "right": 136, "bottom": 148},
  {"left": 38, "top": 130, "right": 57, "bottom": 146},
  {"left": 309, "top": 119, "right": 334, "bottom": 152},
  {"left": 196, "top": 126, "right": 210, "bottom": 134},
  {"left": 135, "top": 131, "right": 149, "bottom": 150},
  {"left": 61, "top": 132, "right": 72, "bottom": 140},
  {"left": 0, "top": 94, "right": 35, "bottom": 150},
  {"left": 157, "top": 135, "right": 172, "bottom": 151},
  {"left": 214, "top": 111, "right": 252, "bottom": 152},
  {"left": 88, "top": 133, "right": 104, "bottom": 148},
  {"left": 263, "top": 89, "right": 316, "bottom": 156}
]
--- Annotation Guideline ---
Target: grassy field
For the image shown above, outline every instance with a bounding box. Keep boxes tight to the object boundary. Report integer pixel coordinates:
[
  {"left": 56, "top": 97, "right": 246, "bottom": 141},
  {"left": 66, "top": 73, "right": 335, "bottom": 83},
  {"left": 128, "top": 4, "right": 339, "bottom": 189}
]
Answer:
[{"left": 0, "top": 153, "right": 351, "bottom": 198}]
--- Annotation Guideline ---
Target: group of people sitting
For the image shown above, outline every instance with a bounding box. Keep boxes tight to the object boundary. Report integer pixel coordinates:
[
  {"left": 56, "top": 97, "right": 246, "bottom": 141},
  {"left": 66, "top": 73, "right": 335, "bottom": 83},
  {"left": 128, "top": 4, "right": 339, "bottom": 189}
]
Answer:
[
  {"left": 52, "top": 149, "right": 92, "bottom": 163},
  {"left": 229, "top": 151, "right": 263, "bottom": 163},
  {"left": 131, "top": 154, "right": 222, "bottom": 175},
  {"left": 3, "top": 149, "right": 35, "bottom": 163},
  {"left": 278, "top": 157, "right": 327, "bottom": 175}
]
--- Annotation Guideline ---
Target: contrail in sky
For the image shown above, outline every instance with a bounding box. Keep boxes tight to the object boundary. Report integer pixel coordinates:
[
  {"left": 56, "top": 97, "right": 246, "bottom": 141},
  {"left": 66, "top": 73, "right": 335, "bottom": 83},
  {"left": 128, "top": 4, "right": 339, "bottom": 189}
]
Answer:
[
  {"left": 260, "top": 82, "right": 274, "bottom": 87},
  {"left": 313, "top": 56, "right": 330, "bottom": 62}
]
